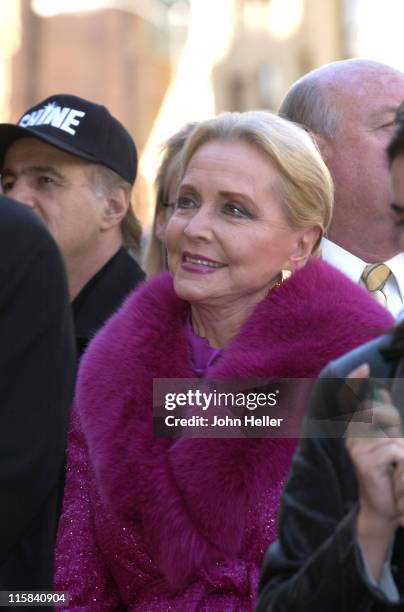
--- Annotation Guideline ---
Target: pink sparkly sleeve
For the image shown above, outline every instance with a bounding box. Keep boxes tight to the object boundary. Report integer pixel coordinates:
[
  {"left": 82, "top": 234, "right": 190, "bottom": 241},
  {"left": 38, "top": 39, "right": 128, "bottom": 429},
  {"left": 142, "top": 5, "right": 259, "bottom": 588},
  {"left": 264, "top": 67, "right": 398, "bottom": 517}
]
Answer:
[{"left": 54, "top": 405, "right": 122, "bottom": 611}]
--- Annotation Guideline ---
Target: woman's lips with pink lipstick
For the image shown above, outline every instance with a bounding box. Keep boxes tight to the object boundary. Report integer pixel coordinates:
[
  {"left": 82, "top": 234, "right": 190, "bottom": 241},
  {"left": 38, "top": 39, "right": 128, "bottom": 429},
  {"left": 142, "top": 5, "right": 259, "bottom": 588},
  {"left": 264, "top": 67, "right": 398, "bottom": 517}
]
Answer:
[{"left": 181, "top": 252, "right": 226, "bottom": 274}]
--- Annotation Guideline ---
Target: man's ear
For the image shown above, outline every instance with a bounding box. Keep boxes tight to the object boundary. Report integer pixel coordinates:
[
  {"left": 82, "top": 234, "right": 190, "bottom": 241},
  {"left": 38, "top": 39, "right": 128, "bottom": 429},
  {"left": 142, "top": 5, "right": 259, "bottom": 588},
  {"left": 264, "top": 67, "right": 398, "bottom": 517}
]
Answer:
[
  {"left": 286, "top": 227, "right": 321, "bottom": 271},
  {"left": 310, "top": 132, "right": 333, "bottom": 163},
  {"left": 100, "top": 186, "right": 129, "bottom": 230}
]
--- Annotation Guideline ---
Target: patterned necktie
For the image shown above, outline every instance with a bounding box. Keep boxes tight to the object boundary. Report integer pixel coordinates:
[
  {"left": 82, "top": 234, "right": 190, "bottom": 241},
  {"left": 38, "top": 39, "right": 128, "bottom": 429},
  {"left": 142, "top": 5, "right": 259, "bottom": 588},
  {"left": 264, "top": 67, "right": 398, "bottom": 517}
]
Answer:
[{"left": 360, "top": 263, "right": 391, "bottom": 307}]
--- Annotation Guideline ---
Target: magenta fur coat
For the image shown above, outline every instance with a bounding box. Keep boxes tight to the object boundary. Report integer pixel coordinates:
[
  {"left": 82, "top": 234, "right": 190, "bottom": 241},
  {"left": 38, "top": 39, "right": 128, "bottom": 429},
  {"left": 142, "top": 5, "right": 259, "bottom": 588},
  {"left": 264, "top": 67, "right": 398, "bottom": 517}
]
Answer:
[{"left": 55, "top": 261, "right": 393, "bottom": 611}]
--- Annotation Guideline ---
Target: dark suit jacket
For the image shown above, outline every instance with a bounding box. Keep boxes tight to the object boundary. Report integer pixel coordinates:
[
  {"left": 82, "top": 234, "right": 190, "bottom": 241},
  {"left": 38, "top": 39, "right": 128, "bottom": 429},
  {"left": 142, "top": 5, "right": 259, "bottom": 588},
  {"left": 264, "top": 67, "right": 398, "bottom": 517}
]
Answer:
[
  {"left": 72, "top": 247, "right": 145, "bottom": 359},
  {"left": 0, "top": 196, "right": 75, "bottom": 599},
  {"left": 257, "top": 330, "right": 404, "bottom": 611}
]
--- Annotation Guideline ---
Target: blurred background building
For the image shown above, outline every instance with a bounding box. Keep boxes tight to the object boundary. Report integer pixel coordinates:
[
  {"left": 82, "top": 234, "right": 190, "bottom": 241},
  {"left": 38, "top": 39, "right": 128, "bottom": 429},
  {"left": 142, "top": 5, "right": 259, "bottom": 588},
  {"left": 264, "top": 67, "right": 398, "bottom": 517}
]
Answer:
[{"left": 0, "top": 0, "right": 403, "bottom": 227}]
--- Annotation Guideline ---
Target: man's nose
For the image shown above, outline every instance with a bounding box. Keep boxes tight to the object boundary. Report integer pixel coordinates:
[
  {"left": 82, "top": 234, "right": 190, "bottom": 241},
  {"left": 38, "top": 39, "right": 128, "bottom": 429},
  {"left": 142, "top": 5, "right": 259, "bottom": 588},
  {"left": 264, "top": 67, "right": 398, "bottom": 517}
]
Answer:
[{"left": 6, "top": 182, "right": 36, "bottom": 209}]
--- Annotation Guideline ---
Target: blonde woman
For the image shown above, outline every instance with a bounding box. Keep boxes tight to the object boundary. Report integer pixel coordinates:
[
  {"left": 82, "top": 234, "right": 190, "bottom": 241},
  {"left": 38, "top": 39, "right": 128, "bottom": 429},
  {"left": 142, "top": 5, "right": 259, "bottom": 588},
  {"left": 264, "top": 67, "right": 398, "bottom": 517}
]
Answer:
[{"left": 56, "top": 111, "right": 392, "bottom": 610}]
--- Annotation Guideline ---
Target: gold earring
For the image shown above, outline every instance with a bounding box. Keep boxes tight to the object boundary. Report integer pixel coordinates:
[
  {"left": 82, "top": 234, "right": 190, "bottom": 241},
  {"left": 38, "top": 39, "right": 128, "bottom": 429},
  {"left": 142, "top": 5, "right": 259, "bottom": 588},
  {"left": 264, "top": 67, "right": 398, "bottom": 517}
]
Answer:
[
  {"left": 270, "top": 269, "right": 292, "bottom": 294},
  {"left": 280, "top": 269, "right": 292, "bottom": 282}
]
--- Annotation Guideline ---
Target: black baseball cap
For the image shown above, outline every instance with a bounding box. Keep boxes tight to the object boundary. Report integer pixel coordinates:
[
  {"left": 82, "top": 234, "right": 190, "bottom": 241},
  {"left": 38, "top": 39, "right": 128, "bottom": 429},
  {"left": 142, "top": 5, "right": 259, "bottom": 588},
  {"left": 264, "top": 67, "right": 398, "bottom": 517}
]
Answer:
[{"left": 0, "top": 93, "right": 137, "bottom": 184}]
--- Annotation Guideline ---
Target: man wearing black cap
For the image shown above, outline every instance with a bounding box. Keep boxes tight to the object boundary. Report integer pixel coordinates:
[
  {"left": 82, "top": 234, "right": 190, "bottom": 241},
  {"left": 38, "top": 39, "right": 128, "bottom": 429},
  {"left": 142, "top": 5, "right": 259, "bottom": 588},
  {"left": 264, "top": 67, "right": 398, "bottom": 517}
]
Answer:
[{"left": 0, "top": 94, "right": 145, "bottom": 358}]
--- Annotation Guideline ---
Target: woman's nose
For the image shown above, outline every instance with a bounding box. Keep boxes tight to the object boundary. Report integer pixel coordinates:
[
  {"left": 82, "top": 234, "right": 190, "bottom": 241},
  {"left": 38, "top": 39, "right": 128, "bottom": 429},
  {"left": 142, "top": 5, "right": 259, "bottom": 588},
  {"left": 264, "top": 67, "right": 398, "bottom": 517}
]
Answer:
[{"left": 182, "top": 207, "right": 214, "bottom": 242}]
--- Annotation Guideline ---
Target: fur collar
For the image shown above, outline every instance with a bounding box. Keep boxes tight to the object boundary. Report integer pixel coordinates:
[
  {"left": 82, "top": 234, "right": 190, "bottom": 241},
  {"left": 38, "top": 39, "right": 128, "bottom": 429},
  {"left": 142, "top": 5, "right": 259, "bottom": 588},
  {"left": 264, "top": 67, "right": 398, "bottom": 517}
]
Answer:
[{"left": 76, "top": 260, "right": 393, "bottom": 588}]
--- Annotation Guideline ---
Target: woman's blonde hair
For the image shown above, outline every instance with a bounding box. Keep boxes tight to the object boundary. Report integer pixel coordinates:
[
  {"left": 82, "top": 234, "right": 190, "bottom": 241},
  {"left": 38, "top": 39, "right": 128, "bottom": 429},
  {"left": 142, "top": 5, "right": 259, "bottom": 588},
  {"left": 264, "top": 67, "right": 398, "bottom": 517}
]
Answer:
[
  {"left": 180, "top": 111, "right": 333, "bottom": 256},
  {"left": 143, "top": 122, "right": 198, "bottom": 276}
]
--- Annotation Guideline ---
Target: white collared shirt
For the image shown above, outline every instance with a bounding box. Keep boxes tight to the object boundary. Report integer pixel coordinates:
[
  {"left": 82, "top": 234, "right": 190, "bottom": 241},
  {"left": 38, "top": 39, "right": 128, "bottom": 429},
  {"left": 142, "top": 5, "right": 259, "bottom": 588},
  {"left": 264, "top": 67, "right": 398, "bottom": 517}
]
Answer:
[{"left": 322, "top": 238, "right": 404, "bottom": 319}]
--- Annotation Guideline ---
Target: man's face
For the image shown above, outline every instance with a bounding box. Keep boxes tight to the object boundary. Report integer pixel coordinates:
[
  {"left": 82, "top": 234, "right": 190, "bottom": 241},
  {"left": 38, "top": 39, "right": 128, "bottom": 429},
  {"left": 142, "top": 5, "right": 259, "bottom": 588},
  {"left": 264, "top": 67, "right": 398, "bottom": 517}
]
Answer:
[
  {"left": 325, "top": 68, "right": 404, "bottom": 260},
  {"left": 1, "top": 137, "right": 105, "bottom": 262}
]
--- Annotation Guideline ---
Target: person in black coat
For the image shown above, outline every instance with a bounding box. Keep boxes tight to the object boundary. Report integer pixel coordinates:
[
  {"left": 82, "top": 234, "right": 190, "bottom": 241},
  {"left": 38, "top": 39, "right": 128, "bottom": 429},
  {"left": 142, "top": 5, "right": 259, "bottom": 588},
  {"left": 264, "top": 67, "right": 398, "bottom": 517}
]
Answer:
[
  {"left": 257, "top": 108, "right": 404, "bottom": 612},
  {"left": 257, "top": 328, "right": 404, "bottom": 611},
  {"left": 0, "top": 195, "right": 75, "bottom": 600}
]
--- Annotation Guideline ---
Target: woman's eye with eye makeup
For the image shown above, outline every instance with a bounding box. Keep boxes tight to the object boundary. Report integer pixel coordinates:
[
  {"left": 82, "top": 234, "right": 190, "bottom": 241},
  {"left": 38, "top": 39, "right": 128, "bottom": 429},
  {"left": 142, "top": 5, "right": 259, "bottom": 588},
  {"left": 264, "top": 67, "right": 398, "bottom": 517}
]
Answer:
[
  {"left": 176, "top": 196, "right": 197, "bottom": 210},
  {"left": 223, "top": 202, "right": 252, "bottom": 218}
]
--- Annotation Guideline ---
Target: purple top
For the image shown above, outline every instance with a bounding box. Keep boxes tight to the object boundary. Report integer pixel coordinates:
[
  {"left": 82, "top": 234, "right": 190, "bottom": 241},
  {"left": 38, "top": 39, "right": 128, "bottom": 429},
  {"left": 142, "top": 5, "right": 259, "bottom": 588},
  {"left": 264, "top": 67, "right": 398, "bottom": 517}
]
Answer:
[{"left": 185, "top": 318, "right": 222, "bottom": 376}]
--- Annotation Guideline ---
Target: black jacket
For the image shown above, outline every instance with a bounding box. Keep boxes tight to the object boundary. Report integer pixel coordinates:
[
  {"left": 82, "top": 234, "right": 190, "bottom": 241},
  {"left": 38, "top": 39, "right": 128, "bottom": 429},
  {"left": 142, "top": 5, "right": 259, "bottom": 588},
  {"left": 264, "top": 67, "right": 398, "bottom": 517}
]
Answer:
[
  {"left": 0, "top": 197, "right": 75, "bottom": 599},
  {"left": 72, "top": 248, "right": 145, "bottom": 359},
  {"left": 257, "top": 330, "right": 404, "bottom": 611}
]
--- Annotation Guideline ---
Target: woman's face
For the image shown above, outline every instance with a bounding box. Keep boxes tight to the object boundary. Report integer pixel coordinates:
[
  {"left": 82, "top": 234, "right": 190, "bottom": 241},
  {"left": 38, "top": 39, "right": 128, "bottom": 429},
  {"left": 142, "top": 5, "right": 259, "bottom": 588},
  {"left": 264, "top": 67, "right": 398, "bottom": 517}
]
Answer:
[{"left": 166, "top": 138, "right": 317, "bottom": 308}]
